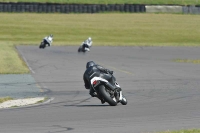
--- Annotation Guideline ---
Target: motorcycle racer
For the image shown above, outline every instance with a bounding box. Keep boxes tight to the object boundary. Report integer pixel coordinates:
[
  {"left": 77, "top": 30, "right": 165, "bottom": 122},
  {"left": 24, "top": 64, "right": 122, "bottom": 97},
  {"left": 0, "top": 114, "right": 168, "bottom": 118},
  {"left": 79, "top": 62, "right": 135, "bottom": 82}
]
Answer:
[
  {"left": 43, "top": 34, "right": 53, "bottom": 47},
  {"left": 83, "top": 61, "right": 119, "bottom": 104},
  {"left": 81, "top": 37, "right": 92, "bottom": 52}
]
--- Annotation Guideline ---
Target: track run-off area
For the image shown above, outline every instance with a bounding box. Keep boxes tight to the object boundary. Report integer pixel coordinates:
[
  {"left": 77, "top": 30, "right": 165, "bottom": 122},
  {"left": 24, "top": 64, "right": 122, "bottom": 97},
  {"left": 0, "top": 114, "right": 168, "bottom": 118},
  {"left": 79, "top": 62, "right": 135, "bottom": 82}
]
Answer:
[{"left": 0, "top": 46, "right": 200, "bottom": 133}]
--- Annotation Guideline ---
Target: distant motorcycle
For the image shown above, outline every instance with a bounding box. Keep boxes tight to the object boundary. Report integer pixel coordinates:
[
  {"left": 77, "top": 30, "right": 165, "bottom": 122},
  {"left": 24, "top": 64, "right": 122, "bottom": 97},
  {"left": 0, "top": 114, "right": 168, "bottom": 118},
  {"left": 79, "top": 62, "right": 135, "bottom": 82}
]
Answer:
[
  {"left": 90, "top": 74, "right": 127, "bottom": 106},
  {"left": 39, "top": 35, "right": 53, "bottom": 49},
  {"left": 78, "top": 45, "right": 90, "bottom": 52},
  {"left": 78, "top": 37, "right": 92, "bottom": 52}
]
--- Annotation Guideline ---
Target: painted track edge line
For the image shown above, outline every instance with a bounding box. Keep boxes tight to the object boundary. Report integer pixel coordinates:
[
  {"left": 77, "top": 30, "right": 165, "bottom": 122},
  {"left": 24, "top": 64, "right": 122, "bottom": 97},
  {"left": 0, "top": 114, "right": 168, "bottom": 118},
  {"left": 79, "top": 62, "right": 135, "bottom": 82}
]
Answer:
[{"left": 15, "top": 46, "right": 35, "bottom": 74}]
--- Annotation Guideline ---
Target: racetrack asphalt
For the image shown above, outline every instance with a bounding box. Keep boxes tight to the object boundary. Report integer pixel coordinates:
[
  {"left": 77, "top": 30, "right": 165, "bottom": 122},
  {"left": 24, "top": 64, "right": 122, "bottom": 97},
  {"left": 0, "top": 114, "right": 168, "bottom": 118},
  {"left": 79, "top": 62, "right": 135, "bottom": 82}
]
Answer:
[
  {"left": 0, "top": 74, "right": 42, "bottom": 99},
  {"left": 0, "top": 45, "right": 200, "bottom": 133}
]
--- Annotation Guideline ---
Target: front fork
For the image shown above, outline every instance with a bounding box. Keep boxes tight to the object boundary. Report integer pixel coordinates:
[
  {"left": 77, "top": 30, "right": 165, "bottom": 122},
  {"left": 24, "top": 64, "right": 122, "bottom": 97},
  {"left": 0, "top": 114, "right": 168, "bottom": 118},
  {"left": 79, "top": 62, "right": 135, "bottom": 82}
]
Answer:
[{"left": 107, "top": 88, "right": 123, "bottom": 103}]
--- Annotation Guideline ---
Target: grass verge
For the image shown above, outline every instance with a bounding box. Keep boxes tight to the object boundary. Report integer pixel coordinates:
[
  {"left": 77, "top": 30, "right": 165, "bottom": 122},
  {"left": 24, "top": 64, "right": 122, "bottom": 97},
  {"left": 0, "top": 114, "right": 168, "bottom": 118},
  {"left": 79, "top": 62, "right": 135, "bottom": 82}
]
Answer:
[
  {"left": 0, "top": 97, "right": 13, "bottom": 103},
  {"left": 36, "top": 97, "right": 48, "bottom": 104},
  {"left": 1, "top": 13, "right": 200, "bottom": 46},
  {"left": 0, "top": 13, "right": 200, "bottom": 73},
  {"left": 173, "top": 59, "right": 200, "bottom": 64},
  {"left": 158, "top": 129, "right": 200, "bottom": 133},
  {"left": 0, "top": 43, "right": 29, "bottom": 74}
]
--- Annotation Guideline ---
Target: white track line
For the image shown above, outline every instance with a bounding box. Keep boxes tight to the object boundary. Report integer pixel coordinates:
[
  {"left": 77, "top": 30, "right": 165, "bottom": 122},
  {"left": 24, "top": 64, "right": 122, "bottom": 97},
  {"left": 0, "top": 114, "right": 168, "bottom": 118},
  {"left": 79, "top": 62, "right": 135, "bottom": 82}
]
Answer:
[{"left": 17, "top": 47, "right": 35, "bottom": 74}]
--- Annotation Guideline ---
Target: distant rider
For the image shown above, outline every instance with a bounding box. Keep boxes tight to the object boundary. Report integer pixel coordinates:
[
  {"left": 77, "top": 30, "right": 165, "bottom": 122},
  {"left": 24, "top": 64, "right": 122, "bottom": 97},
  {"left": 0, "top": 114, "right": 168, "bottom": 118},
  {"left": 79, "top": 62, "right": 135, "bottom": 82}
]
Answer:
[
  {"left": 83, "top": 61, "right": 119, "bottom": 104},
  {"left": 81, "top": 37, "right": 92, "bottom": 52},
  {"left": 43, "top": 34, "right": 53, "bottom": 47}
]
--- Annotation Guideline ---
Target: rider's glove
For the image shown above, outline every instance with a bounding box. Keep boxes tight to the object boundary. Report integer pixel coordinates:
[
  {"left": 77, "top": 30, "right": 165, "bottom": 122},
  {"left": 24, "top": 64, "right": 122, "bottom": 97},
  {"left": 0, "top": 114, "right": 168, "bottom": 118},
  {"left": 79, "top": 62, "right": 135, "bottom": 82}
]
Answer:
[
  {"left": 109, "top": 71, "right": 113, "bottom": 75},
  {"left": 106, "top": 69, "right": 113, "bottom": 75}
]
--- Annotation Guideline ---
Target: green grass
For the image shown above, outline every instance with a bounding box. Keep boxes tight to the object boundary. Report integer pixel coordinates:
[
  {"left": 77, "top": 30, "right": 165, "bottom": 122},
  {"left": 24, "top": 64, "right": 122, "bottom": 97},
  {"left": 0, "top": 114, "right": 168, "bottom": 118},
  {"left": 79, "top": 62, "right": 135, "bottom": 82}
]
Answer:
[
  {"left": 36, "top": 97, "right": 47, "bottom": 104},
  {"left": 0, "top": 43, "right": 29, "bottom": 74},
  {"left": 173, "top": 59, "right": 200, "bottom": 64},
  {"left": 0, "top": 97, "right": 13, "bottom": 103},
  {"left": 0, "top": 0, "right": 200, "bottom": 5},
  {"left": 0, "top": 13, "right": 200, "bottom": 73},
  {"left": 158, "top": 129, "right": 200, "bottom": 133},
  {"left": 1, "top": 13, "right": 200, "bottom": 46}
]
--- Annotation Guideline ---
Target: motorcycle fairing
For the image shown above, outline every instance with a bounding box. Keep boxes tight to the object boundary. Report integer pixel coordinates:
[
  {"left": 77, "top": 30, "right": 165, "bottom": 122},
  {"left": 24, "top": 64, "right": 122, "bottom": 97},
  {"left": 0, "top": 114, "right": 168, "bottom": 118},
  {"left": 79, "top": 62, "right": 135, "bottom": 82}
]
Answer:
[{"left": 90, "top": 77, "right": 108, "bottom": 85}]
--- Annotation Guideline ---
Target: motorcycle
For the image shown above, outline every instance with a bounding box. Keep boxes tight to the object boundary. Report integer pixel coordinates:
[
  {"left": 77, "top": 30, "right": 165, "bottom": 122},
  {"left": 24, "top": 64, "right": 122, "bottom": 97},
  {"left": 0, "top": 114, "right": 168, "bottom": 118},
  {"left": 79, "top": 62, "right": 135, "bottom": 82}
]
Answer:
[
  {"left": 78, "top": 44, "right": 90, "bottom": 52},
  {"left": 39, "top": 39, "right": 51, "bottom": 49},
  {"left": 90, "top": 75, "right": 127, "bottom": 106}
]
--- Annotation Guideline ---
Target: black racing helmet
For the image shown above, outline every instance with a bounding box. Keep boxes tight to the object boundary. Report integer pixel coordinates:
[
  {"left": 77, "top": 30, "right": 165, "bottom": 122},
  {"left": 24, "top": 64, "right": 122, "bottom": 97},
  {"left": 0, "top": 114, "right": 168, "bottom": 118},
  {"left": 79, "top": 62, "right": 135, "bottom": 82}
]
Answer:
[{"left": 86, "top": 61, "right": 95, "bottom": 69}]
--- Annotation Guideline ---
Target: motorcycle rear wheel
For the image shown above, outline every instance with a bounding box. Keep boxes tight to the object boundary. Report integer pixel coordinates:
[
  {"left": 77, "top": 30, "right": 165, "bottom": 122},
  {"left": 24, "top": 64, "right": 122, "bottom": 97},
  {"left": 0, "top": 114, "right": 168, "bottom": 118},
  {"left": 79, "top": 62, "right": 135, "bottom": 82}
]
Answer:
[
  {"left": 78, "top": 47, "right": 81, "bottom": 52},
  {"left": 39, "top": 42, "right": 45, "bottom": 49},
  {"left": 97, "top": 85, "right": 117, "bottom": 106}
]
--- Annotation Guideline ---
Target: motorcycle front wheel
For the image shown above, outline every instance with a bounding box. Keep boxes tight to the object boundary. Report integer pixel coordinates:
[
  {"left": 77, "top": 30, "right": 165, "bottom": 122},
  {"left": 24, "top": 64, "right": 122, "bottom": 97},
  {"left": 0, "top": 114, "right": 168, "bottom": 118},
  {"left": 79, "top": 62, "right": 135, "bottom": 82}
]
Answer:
[
  {"left": 97, "top": 85, "right": 117, "bottom": 106},
  {"left": 120, "top": 95, "right": 127, "bottom": 105}
]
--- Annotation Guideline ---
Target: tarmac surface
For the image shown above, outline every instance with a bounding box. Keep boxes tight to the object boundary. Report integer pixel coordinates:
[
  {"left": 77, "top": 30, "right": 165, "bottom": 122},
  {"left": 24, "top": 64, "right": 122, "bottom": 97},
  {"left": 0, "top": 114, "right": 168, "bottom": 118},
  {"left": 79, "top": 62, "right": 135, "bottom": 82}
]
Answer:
[
  {"left": 0, "top": 46, "right": 200, "bottom": 133},
  {"left": 0, "top": 74, "right": 42, "bottom": 98}
]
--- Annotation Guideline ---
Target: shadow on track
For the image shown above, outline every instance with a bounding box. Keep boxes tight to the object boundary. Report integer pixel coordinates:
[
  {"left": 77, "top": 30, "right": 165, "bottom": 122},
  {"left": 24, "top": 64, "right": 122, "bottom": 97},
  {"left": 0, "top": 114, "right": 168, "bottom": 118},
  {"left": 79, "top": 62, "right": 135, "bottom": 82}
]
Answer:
[{"left": 64, "top": 104, "right": 110, "bottom": 107}]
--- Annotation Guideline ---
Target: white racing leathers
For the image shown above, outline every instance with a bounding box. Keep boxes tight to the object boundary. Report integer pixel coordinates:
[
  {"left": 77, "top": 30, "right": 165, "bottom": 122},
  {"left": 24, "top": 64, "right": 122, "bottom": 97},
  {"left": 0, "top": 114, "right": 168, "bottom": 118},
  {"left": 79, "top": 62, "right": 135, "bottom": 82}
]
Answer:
[
  {"left": 82, "top": 40, "right": 92, "bottom": 51},
  {"left": 44, "top": 36, "right": 53, "bottom": 46}
]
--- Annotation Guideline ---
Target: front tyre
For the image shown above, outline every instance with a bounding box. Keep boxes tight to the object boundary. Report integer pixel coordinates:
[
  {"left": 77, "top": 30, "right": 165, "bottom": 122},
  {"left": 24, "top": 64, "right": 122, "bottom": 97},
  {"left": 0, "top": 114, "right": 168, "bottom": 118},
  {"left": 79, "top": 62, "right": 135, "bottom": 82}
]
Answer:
[
  {"left": 121, "top": 95, "right": 127, "bottom": 105},
  {"left": 98, "top": 85, "right": 117, "bottom": 106}
]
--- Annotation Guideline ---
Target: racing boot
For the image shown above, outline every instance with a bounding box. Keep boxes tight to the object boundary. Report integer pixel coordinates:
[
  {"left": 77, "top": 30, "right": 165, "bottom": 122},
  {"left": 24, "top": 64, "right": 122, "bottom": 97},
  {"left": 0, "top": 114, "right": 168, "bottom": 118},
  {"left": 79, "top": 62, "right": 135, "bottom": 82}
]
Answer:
[
  {"left": 93, "top": 94, "right": 105, "bottom": 104},
  {"left": 96, "top": 95, "right": 105, "bottom": 104},
  {"left": 100, "top": 98, "right": 105, "bottom": 104},
  {"left": 90, "top": 91, "right": 98, "bottom": 97},
  {"left": 96, "top": 94, "right": 105, "bottom": 104},
  {"left": 89, "top": 89, "right": 105, "bottom": 104}
]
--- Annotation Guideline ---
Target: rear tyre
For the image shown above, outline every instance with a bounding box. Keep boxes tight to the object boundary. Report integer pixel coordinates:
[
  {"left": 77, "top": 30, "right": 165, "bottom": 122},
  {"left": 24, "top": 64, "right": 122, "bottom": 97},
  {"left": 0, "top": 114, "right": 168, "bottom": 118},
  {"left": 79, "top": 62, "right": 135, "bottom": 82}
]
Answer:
[
  {"left": 78, "top": 47, "right": 81, "bottom": 52},
  {"left": 43, "top": 44, "right": 46, "bottom": 49},
  {"left": 39, "top": 42, "right": 45, "bottom": 49},
  {"left": 98, "top": 85, "right": 117, "bottom": 106}
]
